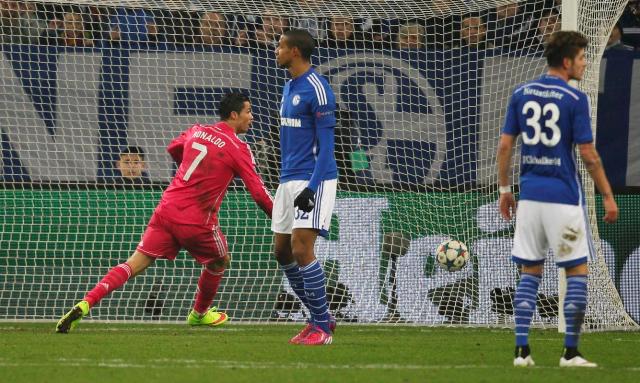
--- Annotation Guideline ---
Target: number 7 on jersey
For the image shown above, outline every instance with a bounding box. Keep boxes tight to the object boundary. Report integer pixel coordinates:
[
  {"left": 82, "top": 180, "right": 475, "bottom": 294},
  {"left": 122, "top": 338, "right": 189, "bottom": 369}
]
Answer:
[{"left": 183, "top": 142, "right": 207, "bottom": 181}]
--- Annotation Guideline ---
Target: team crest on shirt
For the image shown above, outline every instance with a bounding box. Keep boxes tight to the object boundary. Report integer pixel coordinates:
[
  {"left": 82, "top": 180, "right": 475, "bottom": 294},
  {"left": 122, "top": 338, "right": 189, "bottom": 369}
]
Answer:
[{"left": 292, "top": 94, "right": 301, "bottom": 105}]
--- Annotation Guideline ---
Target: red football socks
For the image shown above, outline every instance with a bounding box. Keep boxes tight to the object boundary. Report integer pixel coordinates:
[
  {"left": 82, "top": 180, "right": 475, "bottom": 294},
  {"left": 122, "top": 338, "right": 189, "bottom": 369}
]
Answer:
[
  {"left": 84, "top": 263, "right": 132, "bottom": 307},
  {"left": 193, "top": 268, "right": 224, "bottom": 314}
]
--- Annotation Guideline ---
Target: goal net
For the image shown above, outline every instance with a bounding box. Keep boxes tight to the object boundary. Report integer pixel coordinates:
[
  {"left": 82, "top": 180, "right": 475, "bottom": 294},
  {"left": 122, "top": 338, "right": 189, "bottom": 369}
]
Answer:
[{"left": 0, "top": 0, "right": 637, "bottom": 330}]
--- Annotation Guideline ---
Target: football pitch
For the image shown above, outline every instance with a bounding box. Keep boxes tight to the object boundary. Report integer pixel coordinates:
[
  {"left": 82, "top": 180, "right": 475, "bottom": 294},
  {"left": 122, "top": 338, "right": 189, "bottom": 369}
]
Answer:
[{"left": 1, "top": 323, "right": 638, "bottom": 383}]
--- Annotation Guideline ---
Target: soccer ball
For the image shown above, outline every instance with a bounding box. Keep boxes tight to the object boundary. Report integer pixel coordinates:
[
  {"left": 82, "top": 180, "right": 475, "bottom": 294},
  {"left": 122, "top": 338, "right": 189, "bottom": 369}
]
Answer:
[{"left": 435, "top": 239, "right": 469, "bottom": 272}]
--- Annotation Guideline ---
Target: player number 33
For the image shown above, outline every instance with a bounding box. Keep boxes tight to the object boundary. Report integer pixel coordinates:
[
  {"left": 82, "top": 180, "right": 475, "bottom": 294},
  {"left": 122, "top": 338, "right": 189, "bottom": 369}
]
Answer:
[{"left": 522, "top": 100, "right": 561, "bottom": 147}]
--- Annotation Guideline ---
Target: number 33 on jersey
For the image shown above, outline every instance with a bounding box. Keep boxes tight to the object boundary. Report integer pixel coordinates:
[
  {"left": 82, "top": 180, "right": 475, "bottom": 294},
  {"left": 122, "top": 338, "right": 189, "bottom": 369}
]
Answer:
[{"left": 502, "top": 74, "right": 593, "bottom": 205}]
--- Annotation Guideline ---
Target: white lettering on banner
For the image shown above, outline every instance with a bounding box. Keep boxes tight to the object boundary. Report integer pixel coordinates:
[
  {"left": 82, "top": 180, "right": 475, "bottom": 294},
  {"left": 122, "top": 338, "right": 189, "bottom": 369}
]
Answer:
[
  {"left": 601, "top": 240, "right": 617, "bottom": 282},
  {"left": 626, "top": 60, "right": 640, "bottom": 186},
  {"left": 291, "top": 198, "right": 630, "bottom": 324},
  {"left": 475, "top": 200, "right": 512, "bottom": 233},
  {"left": 0, "top": 52, "right": 634, "bottom": 186},
  {"left": 312, "top": 198, "right": 390, "bottom": 322},
  {"left": 280, "top": 117, "right": 302, "bottom": 128},
  {"left": 128, "top": 52, "right": 252, "bottom": 181},
  {"left": 0, "top": 52, "right": 101, "bottom": 181},
  {"left": 395, "top": 235, "right": 474, "bottom": 321},
  {"left": 471, "top": 238, "right": 559, "bottom": 324},
  {"left": 620, "top": 247, "right": 640, "bottom": 323}
]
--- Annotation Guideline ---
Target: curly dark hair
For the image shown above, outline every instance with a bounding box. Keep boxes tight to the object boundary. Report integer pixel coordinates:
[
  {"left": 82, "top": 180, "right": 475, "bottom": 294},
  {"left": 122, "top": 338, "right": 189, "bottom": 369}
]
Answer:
[{"left": 544, "top": 31, "right": 588, "bottom": 68}]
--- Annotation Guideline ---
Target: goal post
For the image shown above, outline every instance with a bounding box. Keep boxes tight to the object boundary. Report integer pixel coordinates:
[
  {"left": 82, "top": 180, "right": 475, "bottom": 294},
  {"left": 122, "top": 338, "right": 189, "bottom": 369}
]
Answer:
[
  {"left": 0, "top": 0, "right": 637, "bottom": 330},
  {"left": 556, "top": 0, "right": 578, "bottom": 335}
]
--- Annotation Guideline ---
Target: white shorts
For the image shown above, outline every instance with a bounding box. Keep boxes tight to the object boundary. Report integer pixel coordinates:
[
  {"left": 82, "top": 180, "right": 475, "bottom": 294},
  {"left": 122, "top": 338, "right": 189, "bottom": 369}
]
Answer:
[
  {"left": 271, "top": 179, "right": 337, "bottom": 238},
  {"left": 512, "top": 200, "right": 594, "bottom": 267}
]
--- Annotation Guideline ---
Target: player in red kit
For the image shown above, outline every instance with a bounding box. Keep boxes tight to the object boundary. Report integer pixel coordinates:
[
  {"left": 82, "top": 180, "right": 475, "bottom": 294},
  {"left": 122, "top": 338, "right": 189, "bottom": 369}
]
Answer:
[{"left": 56, "top": 93, "right": 273, "bottom": 333}]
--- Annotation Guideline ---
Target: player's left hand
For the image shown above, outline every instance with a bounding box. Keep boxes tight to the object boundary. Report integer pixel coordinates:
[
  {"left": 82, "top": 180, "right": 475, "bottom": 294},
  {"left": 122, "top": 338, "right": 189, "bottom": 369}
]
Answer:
[
  {"left": 602, "top": 195, "right": 619, "bottom": 223},
  {"left": 294, "top": 188, "right": 315, "bottom": 213},
  {"left": 499, "top": 192, "right": 516, "bottom": 222}
]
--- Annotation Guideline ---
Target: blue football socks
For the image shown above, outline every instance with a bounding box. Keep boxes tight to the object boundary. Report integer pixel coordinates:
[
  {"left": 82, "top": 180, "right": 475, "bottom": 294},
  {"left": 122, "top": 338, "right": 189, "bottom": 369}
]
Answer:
[
  {"left": 280, "top": 262, "right": 309, "bottom": 308},
  {"left": 301, "top": 260, "right": 331, "bottom": 333},
  {"left": 564, "top": 275, "right": 588, "bottom": 348},
  {"left": 514, "top": 273, "right": 541, "bottom": 347}
]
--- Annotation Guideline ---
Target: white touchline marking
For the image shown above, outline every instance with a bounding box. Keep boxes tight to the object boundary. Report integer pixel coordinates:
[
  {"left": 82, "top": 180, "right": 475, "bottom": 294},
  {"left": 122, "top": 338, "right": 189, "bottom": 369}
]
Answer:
[
  {"left": 0, "top": 361, "right": 492, "bottom": 370},
  {"left": 0, "top": 358, "right": 632, "bottom": 371}
]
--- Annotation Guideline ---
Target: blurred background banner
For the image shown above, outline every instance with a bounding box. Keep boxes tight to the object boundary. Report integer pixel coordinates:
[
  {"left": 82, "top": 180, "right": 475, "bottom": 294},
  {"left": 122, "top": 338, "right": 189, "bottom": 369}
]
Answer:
[{"left": 2, "top": 45, "right": 639, "bottom": 189}]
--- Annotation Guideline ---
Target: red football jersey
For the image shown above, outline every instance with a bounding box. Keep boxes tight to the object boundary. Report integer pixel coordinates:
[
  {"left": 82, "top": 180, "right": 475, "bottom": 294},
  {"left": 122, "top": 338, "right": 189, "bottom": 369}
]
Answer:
[{"left": 156, "top": 122, "right": 273, "bottom": 227}]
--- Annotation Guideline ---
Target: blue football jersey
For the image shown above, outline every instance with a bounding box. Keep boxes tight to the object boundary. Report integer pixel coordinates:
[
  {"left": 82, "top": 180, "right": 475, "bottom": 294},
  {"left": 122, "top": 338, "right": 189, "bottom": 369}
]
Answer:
[
  {"left": 279, "top": 68, "right": 338, "bottom": 183},
  {"left": 502, "top": 74, "right": 593, "bottom": 205}
]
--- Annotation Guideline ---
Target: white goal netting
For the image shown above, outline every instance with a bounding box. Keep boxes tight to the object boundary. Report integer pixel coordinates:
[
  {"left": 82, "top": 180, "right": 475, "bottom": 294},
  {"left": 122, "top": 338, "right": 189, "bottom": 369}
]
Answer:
[{"left": 0, "top": 0, "right": 637, "bottom": 330}]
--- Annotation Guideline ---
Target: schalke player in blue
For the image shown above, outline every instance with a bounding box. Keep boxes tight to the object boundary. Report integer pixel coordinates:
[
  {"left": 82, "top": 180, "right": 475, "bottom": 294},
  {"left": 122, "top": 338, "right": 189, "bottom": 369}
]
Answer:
[
  {"left": 272, "top": 29, "right": 337, "bottom": 345},
  {"left": 497, "top": 31, "right": 618, "bottom": 368}
]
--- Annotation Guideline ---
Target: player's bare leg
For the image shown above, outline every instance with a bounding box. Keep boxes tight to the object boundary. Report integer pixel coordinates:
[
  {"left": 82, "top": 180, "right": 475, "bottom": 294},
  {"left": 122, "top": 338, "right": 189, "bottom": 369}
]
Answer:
[
  {"left": 291, "top": 228, "right": 333, "bottom": 345},
  {"left": 125, "top": 250, "right": 156, "bottom": 277},
  {"left": 274, "top": 233, "right": 294, "bottom": 264},
  {"left": 188, "top": 255, "right": 229, "bottom": 327},
  {"left": 291, "top": 228, "right": 319, "bottom": 266},
  {"left": 56, "top": 251, "right": 155, "bottom": 333}
]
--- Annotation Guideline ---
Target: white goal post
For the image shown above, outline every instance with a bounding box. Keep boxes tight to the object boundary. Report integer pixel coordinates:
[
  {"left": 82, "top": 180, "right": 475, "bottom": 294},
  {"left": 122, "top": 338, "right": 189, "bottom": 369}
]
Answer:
[{"left": 0, "top": 0, "right": 637, "bottom": 330}]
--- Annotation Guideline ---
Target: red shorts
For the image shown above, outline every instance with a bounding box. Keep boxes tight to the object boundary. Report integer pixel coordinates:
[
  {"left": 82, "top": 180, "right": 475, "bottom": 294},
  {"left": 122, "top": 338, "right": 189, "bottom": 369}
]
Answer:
[{"left": 136, "top": 212, "right": 227, "bottom": 265}]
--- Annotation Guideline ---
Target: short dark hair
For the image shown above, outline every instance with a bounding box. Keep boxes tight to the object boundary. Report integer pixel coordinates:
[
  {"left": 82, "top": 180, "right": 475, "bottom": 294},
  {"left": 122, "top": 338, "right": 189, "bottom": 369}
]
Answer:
[
  {"left": 544, "top": 31, "right": 588, "bottom": 67},
  {"left": 283, "top": 29, "right": 316, "bottom": 61},
  {"left": 119, "top": 146, "right": 145, "bottom": 160},
  {"left": 219, "top": 92, "right": 249, "bottom": 120}
]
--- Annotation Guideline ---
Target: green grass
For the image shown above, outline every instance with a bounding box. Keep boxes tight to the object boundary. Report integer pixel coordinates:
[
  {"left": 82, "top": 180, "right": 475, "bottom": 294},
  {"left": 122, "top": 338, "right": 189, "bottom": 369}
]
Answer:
[{"left": 0, "top": 323, "right": 638, "bottom": 383}]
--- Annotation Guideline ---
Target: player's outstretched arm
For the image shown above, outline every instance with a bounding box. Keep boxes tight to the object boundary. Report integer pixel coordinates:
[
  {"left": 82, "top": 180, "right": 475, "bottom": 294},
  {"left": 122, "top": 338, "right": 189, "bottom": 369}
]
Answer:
[
  {"left": 235, "top": 143, "right": 274, "bottom": 218},
  {"left": 578, "top": 142, "right": 619, "bottom": 223},
  {"left": 496, "top": 133, "right": 517, "bottom": 221}
]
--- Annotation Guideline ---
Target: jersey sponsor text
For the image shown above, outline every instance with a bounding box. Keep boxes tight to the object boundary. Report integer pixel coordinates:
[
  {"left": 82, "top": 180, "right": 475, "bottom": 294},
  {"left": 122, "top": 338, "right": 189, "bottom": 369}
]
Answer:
[{"left": 281, "top": 117, "right": 302, "bottom": 128}]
